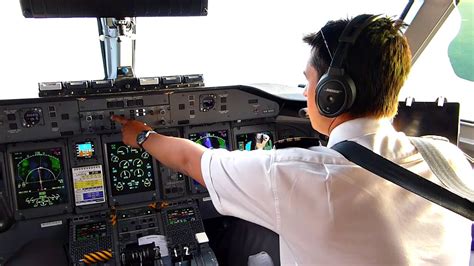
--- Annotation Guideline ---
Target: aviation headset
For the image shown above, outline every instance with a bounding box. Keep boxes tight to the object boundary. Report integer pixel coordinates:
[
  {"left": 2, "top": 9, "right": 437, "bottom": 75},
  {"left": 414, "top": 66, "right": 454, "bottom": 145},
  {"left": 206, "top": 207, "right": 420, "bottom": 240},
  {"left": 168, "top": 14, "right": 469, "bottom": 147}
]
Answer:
[{"left": 316, "top": 14, "right": 381, "bottom": 117}]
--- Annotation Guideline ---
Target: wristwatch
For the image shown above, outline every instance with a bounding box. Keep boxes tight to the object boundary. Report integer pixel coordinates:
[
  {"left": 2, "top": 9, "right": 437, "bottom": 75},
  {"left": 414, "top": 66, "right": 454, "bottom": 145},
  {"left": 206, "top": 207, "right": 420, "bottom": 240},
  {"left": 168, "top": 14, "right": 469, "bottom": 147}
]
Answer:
[{"left": 136, "top": 130, "right": 157, "bottom": 149}]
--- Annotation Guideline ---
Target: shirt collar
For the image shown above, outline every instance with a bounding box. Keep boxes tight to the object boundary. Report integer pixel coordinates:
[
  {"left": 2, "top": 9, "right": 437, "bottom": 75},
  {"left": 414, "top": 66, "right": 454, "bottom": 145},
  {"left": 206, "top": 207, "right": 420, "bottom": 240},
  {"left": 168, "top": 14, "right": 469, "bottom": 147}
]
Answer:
[{"left": 327, "top": 117, "right": 395, "bottom": 148}]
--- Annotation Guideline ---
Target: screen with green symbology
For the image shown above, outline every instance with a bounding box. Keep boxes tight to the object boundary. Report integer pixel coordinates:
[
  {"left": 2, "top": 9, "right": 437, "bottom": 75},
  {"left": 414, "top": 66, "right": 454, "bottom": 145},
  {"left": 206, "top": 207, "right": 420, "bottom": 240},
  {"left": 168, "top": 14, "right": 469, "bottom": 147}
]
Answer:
[{"left": 12, "top": 148, "right": 68, "bottom": 210}]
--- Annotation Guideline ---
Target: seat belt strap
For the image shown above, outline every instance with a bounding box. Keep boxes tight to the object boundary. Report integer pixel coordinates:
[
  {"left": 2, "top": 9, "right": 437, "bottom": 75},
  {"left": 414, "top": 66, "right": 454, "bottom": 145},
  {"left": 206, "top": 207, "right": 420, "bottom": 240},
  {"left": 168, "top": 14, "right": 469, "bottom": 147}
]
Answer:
[
  {"left": 409, "top": 137, "right": 474, "bottom": 199},
  {"left": 331, "top": 141, "right": 474, "bottom": 220}
]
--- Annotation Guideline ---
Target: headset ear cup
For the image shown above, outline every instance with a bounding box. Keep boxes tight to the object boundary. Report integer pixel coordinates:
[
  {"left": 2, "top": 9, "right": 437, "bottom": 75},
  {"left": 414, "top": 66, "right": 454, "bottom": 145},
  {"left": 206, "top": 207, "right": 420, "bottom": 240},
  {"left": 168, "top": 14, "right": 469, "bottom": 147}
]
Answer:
[
  {"left": 344, "top": 75, "right": 356, "bottom": 110},
  {"left": 315, "top": 73, "right": 330, "bottom": 115},
  {"left": 316, "top": 72, "right": 356, "bottom": 117}
]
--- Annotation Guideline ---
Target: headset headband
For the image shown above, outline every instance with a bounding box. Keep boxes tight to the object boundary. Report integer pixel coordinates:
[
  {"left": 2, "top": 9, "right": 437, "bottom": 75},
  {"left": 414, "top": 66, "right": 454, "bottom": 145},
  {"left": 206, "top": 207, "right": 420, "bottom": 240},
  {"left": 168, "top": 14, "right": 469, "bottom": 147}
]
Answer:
[{"left": 329, "top": 14, "right": 382, "bottom": 73}]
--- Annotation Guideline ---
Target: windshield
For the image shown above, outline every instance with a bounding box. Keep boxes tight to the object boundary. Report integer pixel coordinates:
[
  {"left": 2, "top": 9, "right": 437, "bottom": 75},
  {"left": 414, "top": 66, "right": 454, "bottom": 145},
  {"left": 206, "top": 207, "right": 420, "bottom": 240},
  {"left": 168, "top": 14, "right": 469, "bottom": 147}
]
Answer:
[
  {"left": 400, "top": 1, "right": 474, "bottom": 121},
  {"left": 2, "top": 0, "right": 471, "bottom": 121}
]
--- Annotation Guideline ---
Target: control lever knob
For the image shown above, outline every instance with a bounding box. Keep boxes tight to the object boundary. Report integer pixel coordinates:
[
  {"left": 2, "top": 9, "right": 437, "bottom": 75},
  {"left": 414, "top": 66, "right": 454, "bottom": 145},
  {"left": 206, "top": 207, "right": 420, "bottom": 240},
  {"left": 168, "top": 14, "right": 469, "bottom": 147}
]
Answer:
[{"left": 173, "top": 248, "right": 179, "bottom": 258}]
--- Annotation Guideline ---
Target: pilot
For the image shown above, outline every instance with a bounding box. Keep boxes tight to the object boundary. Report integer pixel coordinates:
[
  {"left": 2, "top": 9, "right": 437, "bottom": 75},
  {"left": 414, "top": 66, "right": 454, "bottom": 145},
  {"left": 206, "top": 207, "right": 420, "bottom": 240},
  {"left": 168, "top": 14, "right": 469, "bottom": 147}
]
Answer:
[{"left": 113, "top": 14, "right": 472, "bottom": 265}]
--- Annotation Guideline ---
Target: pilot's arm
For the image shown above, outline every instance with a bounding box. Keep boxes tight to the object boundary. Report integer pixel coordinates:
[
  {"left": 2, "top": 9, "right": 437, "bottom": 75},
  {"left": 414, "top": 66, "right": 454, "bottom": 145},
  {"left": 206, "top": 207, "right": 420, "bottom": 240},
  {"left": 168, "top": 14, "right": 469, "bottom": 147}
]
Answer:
[
  {"left": 112, "top": 115, "right": 278, "bottom": 231},
  {"left": 112, "top": 115, "right": 207, "bottom": 186}
]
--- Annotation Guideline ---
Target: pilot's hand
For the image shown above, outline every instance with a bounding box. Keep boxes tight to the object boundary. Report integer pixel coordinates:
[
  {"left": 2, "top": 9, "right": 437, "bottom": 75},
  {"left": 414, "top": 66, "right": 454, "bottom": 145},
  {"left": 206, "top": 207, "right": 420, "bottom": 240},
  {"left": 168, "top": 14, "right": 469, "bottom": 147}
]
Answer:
[
  {"left": 111, "top": 115, "right": 152, "bottom": 148},
  {"left": 255, "top": 133, "right": 270, "bottom": 150}
]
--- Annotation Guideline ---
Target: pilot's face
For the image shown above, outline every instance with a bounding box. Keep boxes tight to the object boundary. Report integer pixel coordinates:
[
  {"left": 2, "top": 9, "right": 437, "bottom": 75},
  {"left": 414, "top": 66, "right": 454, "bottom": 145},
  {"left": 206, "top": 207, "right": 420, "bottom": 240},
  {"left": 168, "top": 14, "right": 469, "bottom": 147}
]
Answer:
[{"left": 303, "top": 61, "right": 334, "bottom": 136}]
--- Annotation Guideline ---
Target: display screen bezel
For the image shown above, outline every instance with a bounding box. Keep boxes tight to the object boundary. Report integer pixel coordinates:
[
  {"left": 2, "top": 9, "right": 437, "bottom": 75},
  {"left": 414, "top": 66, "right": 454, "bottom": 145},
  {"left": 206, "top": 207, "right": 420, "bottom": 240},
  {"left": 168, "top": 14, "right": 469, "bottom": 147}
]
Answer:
[
  {"left": 232, "top": 124, "right": 276, "bottom": 152},
  {"left": 105, "top": 141, "right": 156, "bottom": 196},
  {"left": 185, "top": 123, "right": 232, "bottom": 194},
  {"left": 7, "top": 140, "right": 72, "bottom": 220},
  {"left": 75, "top": 141, "right": 96, "bottom": 159},
  {"left": 187, "top": 130, "right": 231, "bottom": 150},
  {"left": 102, "top": 134, "right": 160, "bottom": 206}
]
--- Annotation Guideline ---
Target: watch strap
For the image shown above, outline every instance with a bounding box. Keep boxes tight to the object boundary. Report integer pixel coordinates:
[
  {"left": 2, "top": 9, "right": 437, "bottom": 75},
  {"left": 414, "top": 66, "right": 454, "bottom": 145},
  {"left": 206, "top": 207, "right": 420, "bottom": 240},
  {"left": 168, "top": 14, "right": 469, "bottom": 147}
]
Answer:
[{"left": 137, "top": 130, "right": 156, "bottom": 148}]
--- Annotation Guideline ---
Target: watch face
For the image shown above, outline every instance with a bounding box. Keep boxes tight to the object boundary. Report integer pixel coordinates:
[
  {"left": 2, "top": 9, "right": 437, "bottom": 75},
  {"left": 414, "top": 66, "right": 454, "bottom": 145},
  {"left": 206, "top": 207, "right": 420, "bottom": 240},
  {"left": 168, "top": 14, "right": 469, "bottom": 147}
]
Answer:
[{"left": 137, "top": 131, "right": 148, "bottom": 146}]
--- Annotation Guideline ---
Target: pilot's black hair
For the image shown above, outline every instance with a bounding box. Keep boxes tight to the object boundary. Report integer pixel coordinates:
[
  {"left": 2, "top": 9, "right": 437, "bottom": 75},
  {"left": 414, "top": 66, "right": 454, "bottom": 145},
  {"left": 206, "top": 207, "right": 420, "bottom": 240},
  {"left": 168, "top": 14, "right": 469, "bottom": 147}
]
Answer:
[{"left": 303, "top": 15, "right": 412, "bottom": 118}]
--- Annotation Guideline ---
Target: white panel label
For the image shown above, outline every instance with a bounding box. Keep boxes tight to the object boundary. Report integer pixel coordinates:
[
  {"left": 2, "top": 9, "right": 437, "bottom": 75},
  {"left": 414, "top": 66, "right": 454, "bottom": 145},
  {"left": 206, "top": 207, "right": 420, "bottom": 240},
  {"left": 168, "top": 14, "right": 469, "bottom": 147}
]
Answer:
[
  {"left": 72, "top": 165, "right": 106, "bottom": 206},
  {"left": 41, "top": 220, "right": 63, "bottom": 228}
]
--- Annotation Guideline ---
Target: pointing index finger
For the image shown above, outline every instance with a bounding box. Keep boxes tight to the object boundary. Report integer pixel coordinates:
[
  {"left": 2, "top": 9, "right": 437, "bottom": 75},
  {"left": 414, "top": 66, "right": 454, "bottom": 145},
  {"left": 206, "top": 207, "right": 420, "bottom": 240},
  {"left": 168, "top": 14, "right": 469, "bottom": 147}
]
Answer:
[{"left": 111, "top": 115, "right": 127, "bottom": 125}]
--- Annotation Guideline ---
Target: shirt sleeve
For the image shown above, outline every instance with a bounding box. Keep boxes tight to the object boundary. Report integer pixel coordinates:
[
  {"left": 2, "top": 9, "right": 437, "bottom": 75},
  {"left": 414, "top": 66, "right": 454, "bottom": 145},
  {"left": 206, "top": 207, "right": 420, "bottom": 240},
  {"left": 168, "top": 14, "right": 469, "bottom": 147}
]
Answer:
[{"left": 201, "top": 148, "right": 278, "bottom": 231}]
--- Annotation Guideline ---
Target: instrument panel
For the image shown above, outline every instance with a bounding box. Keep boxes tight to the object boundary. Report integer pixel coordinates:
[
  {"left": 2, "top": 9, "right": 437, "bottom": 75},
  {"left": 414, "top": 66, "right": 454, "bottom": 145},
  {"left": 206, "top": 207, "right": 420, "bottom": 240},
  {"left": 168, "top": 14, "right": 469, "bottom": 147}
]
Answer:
[{"left": 0, "top": 84, "right": 312, "bottom": 265}]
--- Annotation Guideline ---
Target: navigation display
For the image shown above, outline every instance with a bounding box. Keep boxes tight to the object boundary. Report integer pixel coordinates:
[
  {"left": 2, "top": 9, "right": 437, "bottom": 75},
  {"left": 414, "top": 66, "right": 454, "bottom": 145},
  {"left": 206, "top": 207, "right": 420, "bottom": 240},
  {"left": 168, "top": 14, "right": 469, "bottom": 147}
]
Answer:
[
  {"left": 236, "top": 132, "right": 274, "bottom": 151},
  {"left": 12, "top": 148, "right": 68, "bottom": 210},
  {"left": 188, "top": 130, "right": 230, "bottom": 193},
  {"left": 106, "top": 142, "right": 155, "bottom": 196},
  {"left": 188, "top": 130, "right": 230, "bottom": 150}
]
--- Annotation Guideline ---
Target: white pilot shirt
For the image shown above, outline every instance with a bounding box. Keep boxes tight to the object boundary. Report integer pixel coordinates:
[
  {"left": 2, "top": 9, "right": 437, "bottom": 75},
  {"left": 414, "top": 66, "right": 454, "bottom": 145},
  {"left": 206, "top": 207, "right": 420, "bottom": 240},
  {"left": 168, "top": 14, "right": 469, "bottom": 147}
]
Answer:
[{"left": 201, "top": 117, "right": 473, "bottom": 265}]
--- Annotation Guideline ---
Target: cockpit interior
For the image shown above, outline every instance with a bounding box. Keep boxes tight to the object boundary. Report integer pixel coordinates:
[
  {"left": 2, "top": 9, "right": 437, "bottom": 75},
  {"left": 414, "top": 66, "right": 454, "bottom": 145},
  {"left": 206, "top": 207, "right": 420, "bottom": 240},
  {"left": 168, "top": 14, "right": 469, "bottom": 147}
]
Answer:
[{"left": 0, "top": 0, "right": 472, "bottom": 265}]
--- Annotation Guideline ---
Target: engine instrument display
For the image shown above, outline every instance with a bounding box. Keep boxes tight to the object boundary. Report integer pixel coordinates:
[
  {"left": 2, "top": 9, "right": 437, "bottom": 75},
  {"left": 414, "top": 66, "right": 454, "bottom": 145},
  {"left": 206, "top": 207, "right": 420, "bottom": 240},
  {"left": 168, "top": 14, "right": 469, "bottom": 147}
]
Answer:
[
  {"left": 106, "top": 142, "right": 155, "bottom": 196},
  {"left": 11, "top": 148, "right": 68, "bottom": 210},
  {"left": 236, "top": 132, "right": 274, "bottom": 151},
  {"left": 188, "top": 130, "right": 230, "bottom": 150},
  {"left": 74, "top": 221, "right": 108, "bottom": 241},
  {"left": 167, "top": 207, "right": 197, "bottom": 225}
]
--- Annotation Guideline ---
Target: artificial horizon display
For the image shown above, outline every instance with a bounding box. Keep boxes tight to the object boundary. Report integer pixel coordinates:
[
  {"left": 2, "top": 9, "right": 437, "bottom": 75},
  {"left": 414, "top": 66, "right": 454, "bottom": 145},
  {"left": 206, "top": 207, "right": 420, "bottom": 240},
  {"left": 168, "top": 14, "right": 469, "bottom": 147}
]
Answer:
[{"left": 12, "top": 148, "right": 68, "bottom": 210}]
